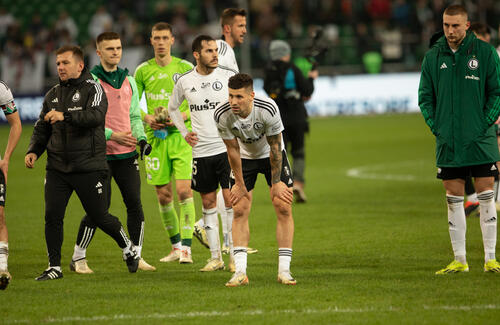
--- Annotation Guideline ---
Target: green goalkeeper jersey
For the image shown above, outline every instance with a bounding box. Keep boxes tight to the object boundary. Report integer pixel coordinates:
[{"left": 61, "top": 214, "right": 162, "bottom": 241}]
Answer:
[{"left": 134, "top": 56, "right": 194, "bottom": 138}]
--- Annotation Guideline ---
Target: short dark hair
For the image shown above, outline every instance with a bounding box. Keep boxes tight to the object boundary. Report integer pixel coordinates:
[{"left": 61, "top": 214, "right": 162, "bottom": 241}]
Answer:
[
  {"left": 152, "top": 22, "right": 173, "bottom": 34},
  {"left": 221, "top": 8, "right": 246, "bottom": 28},
  {"left": 192, "top": 35, "right": 215, "bottom": 53},
  {"left": 443, "top": 4, "right": 468, "bottom": 18},
  {"left": 470, "top": 22, "right": 490, "bottom": 36},
  {"left": 228, "top": 73, "right": 253, "bottom": 90},
  {"left": 55, "top": 45, "right": 84, "bottom": 62},
  {"left": 96, "top": 32, "right": 120, "bottom": 46}
]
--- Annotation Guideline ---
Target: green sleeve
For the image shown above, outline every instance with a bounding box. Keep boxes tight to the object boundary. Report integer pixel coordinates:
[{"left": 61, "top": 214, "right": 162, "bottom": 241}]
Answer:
[
  {"left": 418, "top": 55, "right": 437, "bottom": 134},
  {"left": 134, "top": 67, "right": 146, "bottom": 120},
  {"left": 484, "top": 47, "right": 500, "bottom": 126},
  {"left": 92, "top": 73, "right": 114, "bottom": 140},
  {"left": 128, "top": 76, "right": 147, "bottom": 142}
]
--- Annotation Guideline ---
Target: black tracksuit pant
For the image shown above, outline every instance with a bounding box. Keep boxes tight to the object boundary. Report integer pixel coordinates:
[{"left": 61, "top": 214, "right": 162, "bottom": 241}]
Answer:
[
  {"left": 45, "top": 169, "right": 129, "bottom": 267},
  {"left": 283, "top": 123, "right": 306, "bottom": 183},
  {"left": 76, "top": 156, "right": 145, "bottom": 249}
]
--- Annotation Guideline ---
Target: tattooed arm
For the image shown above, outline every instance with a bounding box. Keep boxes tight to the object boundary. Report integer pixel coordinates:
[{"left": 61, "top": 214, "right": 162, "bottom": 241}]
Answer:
[
  {"left": 266, "top": 133, "right": 293, "bottom": 204},
  {"left": 266, "top": 133, "right": 283, "bottom": 184}
]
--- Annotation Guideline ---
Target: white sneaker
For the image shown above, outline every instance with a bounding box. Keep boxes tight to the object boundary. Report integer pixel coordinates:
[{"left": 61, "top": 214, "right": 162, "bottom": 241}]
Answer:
[
  {"left": 160, "top": 249, "right": 181, "bottom": 262},
  {"left": 277, "top": 271, "right": 297, "bottom": 285},
  {"left": 247, "top": 247, "right": 258, "bottom": 254},
  {"left": 138, "top": 258, "right": 156, "bottom": 271},
  {"left": 69, "top": 259, "right": 93, "bottom": 274},
  {"left": 179, "top": 249, "right": 193, "bottom": 264},
  {"left": 225, "top": 272, "right": 249, "bottom": 287},
  {"left": 0, "top": 270, "right": 11, "bottom": 290},
  {"left": 200, "top": 258, "right": 225, "bottom": 272}
]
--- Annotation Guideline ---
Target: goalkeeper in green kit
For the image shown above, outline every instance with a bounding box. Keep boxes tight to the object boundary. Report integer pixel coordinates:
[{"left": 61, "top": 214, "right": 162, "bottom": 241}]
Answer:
[{"left": 134, "top": 22, "right": 197, "bottom": 263}]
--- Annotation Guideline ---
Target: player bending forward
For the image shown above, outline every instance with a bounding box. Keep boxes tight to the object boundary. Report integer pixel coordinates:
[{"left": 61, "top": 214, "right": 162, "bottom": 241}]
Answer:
[{"left": 215, "top": 73, "right": 296, "bottom": 286}]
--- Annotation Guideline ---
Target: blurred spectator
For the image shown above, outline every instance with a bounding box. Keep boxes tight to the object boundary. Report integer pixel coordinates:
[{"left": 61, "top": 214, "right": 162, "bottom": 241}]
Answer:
[
  {"left": 366, "top": 0, "right": 392, "bottom": 21},
  {"left": 89, "top": 6, "right": 113, "bottom": 40},
  {"left": 113, "top": 11, "right": 138, "bottom": 44},
  {"left": 54, "top": 11, "right": 78, "bottom": 42},
  {"left": 153, "top": 1, "right": 173, "bottom": 24},
  {"left": 0, "top": 7, "right": 14, "bottom": 41}
]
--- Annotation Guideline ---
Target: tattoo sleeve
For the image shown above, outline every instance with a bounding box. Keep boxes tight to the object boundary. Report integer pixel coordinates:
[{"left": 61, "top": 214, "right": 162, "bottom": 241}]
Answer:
[{"left": 266, "top": 133, "right": 282, "bottom": 184}]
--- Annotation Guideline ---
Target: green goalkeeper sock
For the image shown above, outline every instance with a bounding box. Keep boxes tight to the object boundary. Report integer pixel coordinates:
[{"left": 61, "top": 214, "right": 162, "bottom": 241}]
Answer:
[
  {"left": 159, "top": 202, "right": 180, "bottom": 244},
  {"left": 179, "top": 197, "right": 196, "bottom": 247}
]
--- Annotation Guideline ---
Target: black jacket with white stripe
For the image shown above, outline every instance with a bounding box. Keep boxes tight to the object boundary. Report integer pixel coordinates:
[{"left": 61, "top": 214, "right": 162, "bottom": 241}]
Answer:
[{"left": 27, "top": 69, "right": 109, "bottom": 173}]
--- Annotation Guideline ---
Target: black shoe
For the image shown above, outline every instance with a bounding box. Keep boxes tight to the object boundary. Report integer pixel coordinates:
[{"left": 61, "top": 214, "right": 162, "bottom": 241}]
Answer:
[
  {"left": 464, "top": 201, "right": 479, "bottom": 217},
  {"left": 35, "top": 268, "right": 63, "bottom": 281},
  {"left": 124, "top": 251, "right": 139, "bottom": 273},
  {"left": 0, "top": 271, "right": 11, "bottom": 290}
]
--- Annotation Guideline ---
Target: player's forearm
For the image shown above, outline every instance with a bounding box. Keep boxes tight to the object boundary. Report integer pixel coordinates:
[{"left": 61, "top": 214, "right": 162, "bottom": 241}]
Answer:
[
  {"left": 168, "top": 105, "right": 189, "bottom": 137},
  {"left": 3, "top": 119, "right": 22, "bottom": 161},
  {"left": 226, "top": 143, "right": 245, "bottom": 185},
  {"left": 267, "top": 134, "right": 283, "bottom": 184}
]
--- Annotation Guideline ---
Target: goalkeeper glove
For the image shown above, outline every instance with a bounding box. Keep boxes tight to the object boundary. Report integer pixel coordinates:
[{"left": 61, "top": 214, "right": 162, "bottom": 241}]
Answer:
[{"left": 139, "top": 140, "right": 152, "bottom": 160}]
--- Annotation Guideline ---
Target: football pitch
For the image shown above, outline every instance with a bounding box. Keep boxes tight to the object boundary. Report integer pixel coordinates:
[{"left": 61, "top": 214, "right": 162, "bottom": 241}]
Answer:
[{"left": 1, "top": 113, "right": 500, "bottom": 324}]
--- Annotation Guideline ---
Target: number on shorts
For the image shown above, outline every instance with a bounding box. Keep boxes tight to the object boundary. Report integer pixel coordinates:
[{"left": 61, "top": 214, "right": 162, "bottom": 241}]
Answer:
[{"left": 145, "top": 157, "right": 160, "bottom": 171}]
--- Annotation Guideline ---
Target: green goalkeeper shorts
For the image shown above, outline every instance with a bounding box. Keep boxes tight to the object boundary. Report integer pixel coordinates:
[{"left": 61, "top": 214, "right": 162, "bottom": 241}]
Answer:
[{"left": 144, "top": 132, "right": 193, "bottom": 185}]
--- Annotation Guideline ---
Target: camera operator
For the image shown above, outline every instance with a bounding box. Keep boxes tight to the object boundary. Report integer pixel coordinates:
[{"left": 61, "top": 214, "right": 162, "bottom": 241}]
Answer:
[{"left": 264, "top": 40, "right": 318, "bottom": 203}]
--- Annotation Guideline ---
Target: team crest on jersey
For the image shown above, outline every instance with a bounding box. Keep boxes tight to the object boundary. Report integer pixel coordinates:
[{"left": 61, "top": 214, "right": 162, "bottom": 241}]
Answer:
[
  {"left": 253, "top": 122, "right": 264, "bottom": 131},
  {"left": 72, "top": 91, "right": 80, "bottom": 102},
  {"left": 467, "top": 58, "right": 479, "bottom": 70},
  {"left": 212, "top": 81, "right": 223, "bottom": 91},
  {"left": 172, "top": 73, "right": 180, "bottom": 83}
]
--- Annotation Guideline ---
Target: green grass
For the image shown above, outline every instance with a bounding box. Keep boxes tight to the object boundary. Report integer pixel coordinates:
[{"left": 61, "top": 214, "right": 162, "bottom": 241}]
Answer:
[{"left": 1, "top": 113, "right": 500, "bottom": 324}]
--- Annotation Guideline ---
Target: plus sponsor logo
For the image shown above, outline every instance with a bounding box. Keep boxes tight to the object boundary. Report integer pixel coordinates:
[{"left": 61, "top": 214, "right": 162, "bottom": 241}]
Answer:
[
  {"left": 190, "top": 99, "right": 220, "bottom": 112},
  {"left": 146, "top": 89, "right": 171, "bottom": 101}
]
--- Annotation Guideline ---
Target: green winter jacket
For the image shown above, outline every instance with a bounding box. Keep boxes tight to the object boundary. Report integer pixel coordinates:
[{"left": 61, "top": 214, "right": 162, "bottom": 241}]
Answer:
[{"left": 419, "top": 31, "right": 500, "bottom": 167}]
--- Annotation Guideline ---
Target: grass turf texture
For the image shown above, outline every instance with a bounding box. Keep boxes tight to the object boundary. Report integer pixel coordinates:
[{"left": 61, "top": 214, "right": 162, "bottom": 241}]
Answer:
[{"left": 1, "top": 113, "right": 500, "bottom": 324}]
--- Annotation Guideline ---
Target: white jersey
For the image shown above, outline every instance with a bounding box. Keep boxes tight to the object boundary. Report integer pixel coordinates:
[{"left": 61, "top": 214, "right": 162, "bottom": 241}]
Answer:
[
  {"left": 168, "top": 66, "right": 236, "bottom": 158},
  {"left": 0, "top": 81, "right": 14, "bottom": 106},
  {"left": 214, "top": 95, "right": 284, "bottom": 159},
  {"left": 216, "top": 39, "right": 239, "bottom": 72}
]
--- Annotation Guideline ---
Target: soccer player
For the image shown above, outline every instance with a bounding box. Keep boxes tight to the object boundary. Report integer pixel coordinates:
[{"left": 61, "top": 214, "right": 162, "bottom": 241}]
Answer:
[
  {"left": 25, "top": 45, "right": 140, "bottom": 281},
  {"left": 168, "top": 35, "right": 236, "bottom": 272},
  {"left": 193, "top": 8, "right": 258, "bottom": 256},
  {"left": 134, "top": 22, "right": 197, "bottom": 263},
  {"left": 215, "top": 73, "right": 296, "bottom": 286},
  {"left": 419, "top": 5, "right": 500, "bottom": 274},
  {"left": 70, "top": 32, "right": 155, "bottom": 274},
  {"left": 0, "top": 81, "right": 22, "bottom": 290}
]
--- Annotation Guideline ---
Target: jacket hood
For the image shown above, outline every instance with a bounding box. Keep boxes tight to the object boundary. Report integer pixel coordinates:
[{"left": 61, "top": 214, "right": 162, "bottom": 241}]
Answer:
[{"left": 59, "top": 68, "right": 93, "bottom": 86}]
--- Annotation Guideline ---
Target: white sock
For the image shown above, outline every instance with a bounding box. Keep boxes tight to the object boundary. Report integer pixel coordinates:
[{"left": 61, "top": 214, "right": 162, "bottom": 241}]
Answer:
[
  {"left": 50, "top": 266, "right": 62, "bottom": 272},
  {"left": 135, "top": 245, "right": 143, "bottom": 258},
  {"left": 216, "top": 190, "right": 229, "bottom": 246},
  {"left": 203, "top": 207, "right": 221, "bottom": 259},
  {"left": 279, "top": 248, "right": 292, "bottom": 273},
  {"left": 478, "top": 190, "right": 497, "bottom": 262},
  {"left": 468, "top": 192, "right": 478, "bottom": 203},
  {"left": 172, "top": 242, "right": 181, "bottom": 250},
  {"left": 446, "top": 195, "right": 467, "bottom": 263},
  {"left": 181, "top": 245, "right": 191, "bottom": 254},
  {"left": 72, "top": 244, "right": 86, "bottom": 262},
  {"left": 226, "top": 207, "right": 234, "bottom": 257},
  {"left": 196, "top": 218, "right": 205, "bottom": 228},
  {"left": 0, "top": 241, "right": 8, "bottom": 271},
  {"left": 233, "top": 246, "right": 247, "bottom": 274}
]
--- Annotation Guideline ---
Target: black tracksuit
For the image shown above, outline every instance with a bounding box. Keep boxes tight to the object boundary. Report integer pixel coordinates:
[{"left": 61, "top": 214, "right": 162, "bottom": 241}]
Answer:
[
  {"left": 27, "top": 70, "right": 130, "bottom": 267},
  {"left": 264, "top": 60, "right": 314, "bottom": 183}
]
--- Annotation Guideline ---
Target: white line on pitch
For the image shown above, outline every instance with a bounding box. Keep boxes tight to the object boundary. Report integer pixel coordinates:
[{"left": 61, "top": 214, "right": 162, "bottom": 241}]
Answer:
[{"left": 8, "top": 305, "right": 500, "bottom": 323}]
